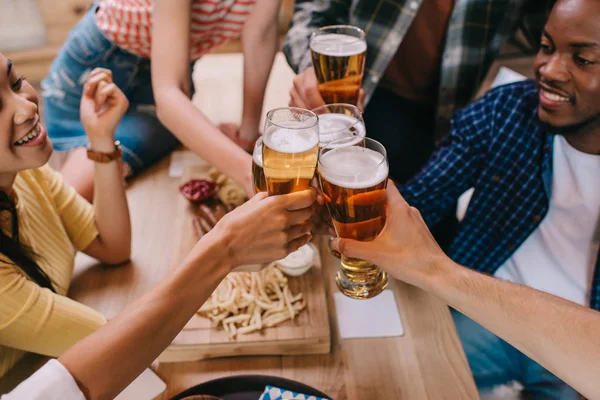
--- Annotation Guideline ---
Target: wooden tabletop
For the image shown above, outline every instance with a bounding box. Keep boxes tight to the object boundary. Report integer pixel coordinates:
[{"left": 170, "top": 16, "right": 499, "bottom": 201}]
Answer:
[{"left": 65, "top": 158, "right": 479, "bottom": 400}]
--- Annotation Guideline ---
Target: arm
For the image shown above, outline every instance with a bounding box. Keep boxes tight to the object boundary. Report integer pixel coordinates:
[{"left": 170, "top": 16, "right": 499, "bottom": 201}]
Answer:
[
  {"left": 45, "top": 69, "right": 131, "bottom": 265},
  {"left": 235, "top": 0, "right": 281, "bottom": 146},
  {"left": 151, "top": 0, "right": 254, "bottom": 195},
  {"left": 58, "top": 189, "right": 316, "bottom": 400},
  {"left": 79, "top": 69, "right": 131, "bottom": 265},
  {"left": 332, "top": 185, "right": 600, "bottom": 400}
]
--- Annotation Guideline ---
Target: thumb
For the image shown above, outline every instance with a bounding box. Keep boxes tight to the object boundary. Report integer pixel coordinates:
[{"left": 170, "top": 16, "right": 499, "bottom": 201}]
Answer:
[
  {"left": 331, "top": 237, "right": 371, "bottom": 260},
  {"left": 386, "top": 181, "right": 409, "bottom": 207}
]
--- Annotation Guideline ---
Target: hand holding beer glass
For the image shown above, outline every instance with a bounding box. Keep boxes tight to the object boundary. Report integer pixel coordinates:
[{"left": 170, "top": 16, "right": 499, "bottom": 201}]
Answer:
[
  {"left": 310, "top": 25, "right": 366, "bottom": 106},
  {"left": 318, "top": 137, "right": 389, "bottom": 299}
]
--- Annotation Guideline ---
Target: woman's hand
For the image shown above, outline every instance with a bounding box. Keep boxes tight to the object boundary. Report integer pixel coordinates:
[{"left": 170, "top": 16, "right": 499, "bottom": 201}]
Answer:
[
  {"left": 80, "top": 68, "right": 129, "bottom": 146},
  {"left": 331, "top": 183, "right": 447, "bottom": 286},
  {"left": 203, "top": 189, "right": 317, "bottom": 267}
]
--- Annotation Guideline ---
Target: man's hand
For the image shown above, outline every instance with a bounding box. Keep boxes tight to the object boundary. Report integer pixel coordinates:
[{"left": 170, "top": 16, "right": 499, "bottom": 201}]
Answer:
[
  {"left": 289, "top": 67, "right": 366, "bottom": 111},
  {"left": 331, "top": 183, "right": 447, "bottom": 285},
  {"left": 289, "top": 67, "right": 326, "bottom": 110}
]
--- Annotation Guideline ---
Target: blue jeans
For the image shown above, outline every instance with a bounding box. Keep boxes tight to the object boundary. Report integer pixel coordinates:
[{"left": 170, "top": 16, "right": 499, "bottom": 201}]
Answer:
[
  {"left": 452, "top": 309, "right": 580, "bottom": 399},
  {"left": 41, "top": 4, "right": 186, "bottom": 175}
]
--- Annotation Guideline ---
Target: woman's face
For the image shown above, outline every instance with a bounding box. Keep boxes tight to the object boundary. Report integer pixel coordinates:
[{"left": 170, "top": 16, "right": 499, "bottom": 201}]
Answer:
[{"left": 0, "top": 53, "right": 52, "bottom": 176}]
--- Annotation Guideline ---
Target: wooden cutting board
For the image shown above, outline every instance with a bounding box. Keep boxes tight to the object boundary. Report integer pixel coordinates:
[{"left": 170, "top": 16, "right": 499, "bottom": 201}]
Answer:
[{"left": 159, "top": 165, "right": 331, "bottom": 362}]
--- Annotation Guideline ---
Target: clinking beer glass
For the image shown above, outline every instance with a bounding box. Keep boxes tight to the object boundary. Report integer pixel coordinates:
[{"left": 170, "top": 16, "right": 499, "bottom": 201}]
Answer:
[{"left": 318, "top": 137, "right": 389, "bottom": 299}]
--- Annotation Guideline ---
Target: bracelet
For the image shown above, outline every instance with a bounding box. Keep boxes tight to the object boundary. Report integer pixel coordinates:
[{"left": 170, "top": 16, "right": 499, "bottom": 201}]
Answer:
[{"left": 86, "top": 140, "right": 122, "bottom": 163}]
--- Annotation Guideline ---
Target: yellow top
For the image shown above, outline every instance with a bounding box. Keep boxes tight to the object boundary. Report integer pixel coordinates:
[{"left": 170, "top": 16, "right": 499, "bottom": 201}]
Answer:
[{"left": 0, "top": 165, "right": 105, "bottom": 378}]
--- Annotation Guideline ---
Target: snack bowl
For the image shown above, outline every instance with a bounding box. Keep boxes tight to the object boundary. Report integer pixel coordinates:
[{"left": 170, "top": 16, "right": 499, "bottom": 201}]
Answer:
[{"left": 275, "top": 243, "right": 317, "bottom": 277}]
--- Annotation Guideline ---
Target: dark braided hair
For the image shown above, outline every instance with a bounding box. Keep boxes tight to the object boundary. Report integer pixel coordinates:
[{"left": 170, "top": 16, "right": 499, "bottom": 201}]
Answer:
[{"left": 0, "top": 191, "right": 55, "bottom": 292}]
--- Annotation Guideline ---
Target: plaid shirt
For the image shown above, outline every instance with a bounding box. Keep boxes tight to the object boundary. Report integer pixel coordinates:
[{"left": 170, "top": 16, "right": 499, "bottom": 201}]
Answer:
[
  {"left": 401, "top": 80, "right": 600, "bottom": 310},
  {"left": 283, "top": 0, "right": 549, "bottom": 138}
]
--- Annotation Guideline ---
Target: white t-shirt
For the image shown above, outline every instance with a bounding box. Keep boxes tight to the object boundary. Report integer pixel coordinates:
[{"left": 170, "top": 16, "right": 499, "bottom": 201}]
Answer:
[{"left": 495, "top": 135, "right": 600, "bottom": 305}]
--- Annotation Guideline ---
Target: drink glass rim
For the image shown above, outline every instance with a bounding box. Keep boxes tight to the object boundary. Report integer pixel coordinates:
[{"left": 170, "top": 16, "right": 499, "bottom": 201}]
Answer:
[
  {"left": 311, "top": 25, "right": 366, "bottom": 43},
  {"left": 312, "top": 103, "right": 364, "bottom": 138},
  {"left": 318, "top": 137, "right": 387, "bottom": 175},
  {"left": 266, "top": 107, "right": 319, "bottom": 130}
]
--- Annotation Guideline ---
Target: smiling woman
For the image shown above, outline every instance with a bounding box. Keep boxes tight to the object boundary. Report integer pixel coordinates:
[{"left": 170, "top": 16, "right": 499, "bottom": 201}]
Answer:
[{"left": 0, "top": 53, "right": 133, "bottom": 379}]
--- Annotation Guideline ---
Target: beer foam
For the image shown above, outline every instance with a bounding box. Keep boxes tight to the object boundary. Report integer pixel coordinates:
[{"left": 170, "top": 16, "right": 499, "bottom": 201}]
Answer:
[
  {"left": 264, "top": 125, "right": 319, "bottom": 154},
  {"left": 310, "top": 33, "right": 367, "bottom": 57},
  {"left": 318, "top": 113, "right": 365, "bottom": 147},
  {"left": 319, "top": 146, "right": 388, "bottom": 189}
]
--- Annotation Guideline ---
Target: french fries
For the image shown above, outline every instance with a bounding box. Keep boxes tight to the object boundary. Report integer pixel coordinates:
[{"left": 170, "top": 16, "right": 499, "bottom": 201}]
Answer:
[{"left": 197, "top": 264, "right": 306, "bottom": 338}]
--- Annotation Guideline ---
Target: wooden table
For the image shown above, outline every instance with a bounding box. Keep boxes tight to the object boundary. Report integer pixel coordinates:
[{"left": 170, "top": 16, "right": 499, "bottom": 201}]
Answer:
[{"left": 67, "top": 158, "right": 479, "bottom": 400}]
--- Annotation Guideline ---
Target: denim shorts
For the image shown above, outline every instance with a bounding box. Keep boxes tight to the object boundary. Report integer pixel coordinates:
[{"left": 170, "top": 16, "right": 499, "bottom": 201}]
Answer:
[{"left": 41, "top": 4, "right": 189, "bottom": 175}]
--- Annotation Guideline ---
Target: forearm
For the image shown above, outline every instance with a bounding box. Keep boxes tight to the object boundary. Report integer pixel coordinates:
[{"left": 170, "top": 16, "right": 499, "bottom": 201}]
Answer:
[
  {"left": 240, "top": 23, "right": 278, "bottom": 141},
  {"left": 59, "top": 232, "right": 232, "bottom": 400},
  {"left": 156, "top": 89, "right": 253, "bottom": 192},
  {"left": 90, "top": 137, "right": 132, "bottom": 264},
  {"left": 423, "top": 259, "right": 600, "bottom": 399}
]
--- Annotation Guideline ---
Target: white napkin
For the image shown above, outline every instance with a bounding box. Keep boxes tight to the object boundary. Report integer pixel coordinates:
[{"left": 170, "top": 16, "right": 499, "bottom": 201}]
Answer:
[
  {"left": 115, "top": 368, "right": 166, "bottom": 400},
  {"left": 334, "top": 290, "right": 404, "bottom": 339},
  {"left": 491, "top": 67, "right": 527, "bottom": 89}
]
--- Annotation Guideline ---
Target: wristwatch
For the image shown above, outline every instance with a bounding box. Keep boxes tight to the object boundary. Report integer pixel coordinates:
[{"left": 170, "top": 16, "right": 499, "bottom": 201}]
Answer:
[{"left": 87, "top": 140, "right": 122, "bottom": 163}]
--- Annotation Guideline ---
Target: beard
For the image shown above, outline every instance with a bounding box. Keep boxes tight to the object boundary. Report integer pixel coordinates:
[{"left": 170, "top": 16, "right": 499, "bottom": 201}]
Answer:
[{"left": 536, "top": 109, "right": 600, "bottom": 137}]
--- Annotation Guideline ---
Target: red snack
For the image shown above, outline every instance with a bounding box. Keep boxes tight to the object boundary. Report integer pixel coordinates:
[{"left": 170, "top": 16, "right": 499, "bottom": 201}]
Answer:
[{"left": 180, "top": 179, "right": 218, "bottom": 204}]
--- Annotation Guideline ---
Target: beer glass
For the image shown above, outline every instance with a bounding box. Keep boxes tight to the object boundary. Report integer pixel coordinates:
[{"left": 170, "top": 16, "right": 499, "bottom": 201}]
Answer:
[
  {"left": 312, "top": 103, "right": 365, "bottom": 148},
  {"left": 252, "top": 136, "right": 267, "bottom": 194},
  {"left": 310, "top": 25, "right": 366, "bottom": 105},
  {"left": 312, "top": 103, "right": 365, "bottom": 259},
  {"left": 262, "top": 108, "right": 320, "bottom": 196},
  {"left": 318, "top": 137, "right": 389, "bottom": 299}
]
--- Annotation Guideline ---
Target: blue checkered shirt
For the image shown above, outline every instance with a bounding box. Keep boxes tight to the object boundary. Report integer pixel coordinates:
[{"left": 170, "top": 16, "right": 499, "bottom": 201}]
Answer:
[{"left": 401, "top": 80, "right": 600, "bottom": 310}]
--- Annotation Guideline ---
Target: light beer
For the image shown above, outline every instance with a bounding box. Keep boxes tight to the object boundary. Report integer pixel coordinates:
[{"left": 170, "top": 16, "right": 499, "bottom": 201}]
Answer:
[
  {"left": 263, "top": 125, "right": 319, "bottom": 195},
  {"left": 252, "top": 137, "right": 267, "bottom": 193},
  {"left": 319, "top": 140, "right": 389, "bottom": 299},
  {"left": 310, "top": 28, "right": 367, "bottom": 105}
]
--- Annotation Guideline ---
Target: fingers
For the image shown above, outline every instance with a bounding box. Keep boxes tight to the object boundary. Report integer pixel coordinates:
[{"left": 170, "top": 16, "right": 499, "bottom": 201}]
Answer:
[
  {"left": 286, "top": 219, "right": 314, "bottom": 241},
  {"left": 250, "top": 191, "right": 268, "bottom": 203},
  {"left": 84, "top": 69, "right": 113, "bottom": 97},
  {"left": 277, "top": 188, "right": 317, "bottom": 211},
  {"left": 290, "top": 68, "right": 325, "bottom": 109},
  {"left": 330, "top": 237, "right": 369, "bottom": 260},
  {"left": 303, "top": 68, "right": 325, "bottom": 108},
  {"left": 289, "top": 86, "right": 307, "bottom": 108},
  {"left": 386, "top": 181, "right": 409, "bottom": 208},
  {"left": 287, "top": 234, "right": 312, "bottom": 253},
  {"left": 286, "top": 205, "right": 314, "bottom": 226},
  {"left": 95, "top": 82, "right": 128, "bottom": 114}
]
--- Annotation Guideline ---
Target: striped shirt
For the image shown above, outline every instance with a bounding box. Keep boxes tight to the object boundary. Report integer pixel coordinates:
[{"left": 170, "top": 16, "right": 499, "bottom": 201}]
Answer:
[
  {"left": 0, "top": 166, "right": 104, "bottom": 381},
  {"left": 95, "top": 0, "right": 257, "bottom": 60}
]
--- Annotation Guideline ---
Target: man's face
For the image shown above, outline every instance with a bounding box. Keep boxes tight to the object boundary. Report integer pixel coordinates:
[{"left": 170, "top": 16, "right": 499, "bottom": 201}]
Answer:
[{"left": 533, "top": 0, "right": 600, "bottom": 133}]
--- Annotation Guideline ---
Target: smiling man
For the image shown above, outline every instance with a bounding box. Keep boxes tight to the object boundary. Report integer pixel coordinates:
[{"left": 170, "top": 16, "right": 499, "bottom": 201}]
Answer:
[{"left": 399, "top": 0, "right": 600, "bottom": 398}]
